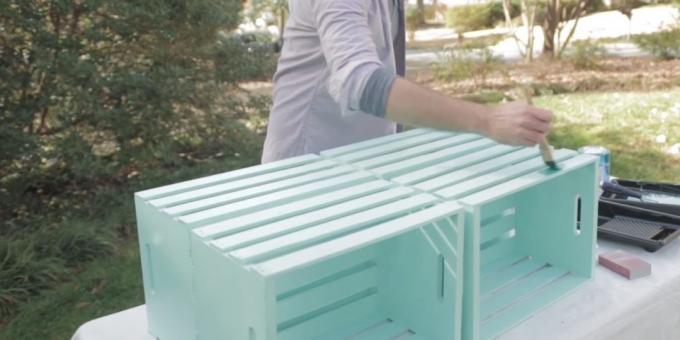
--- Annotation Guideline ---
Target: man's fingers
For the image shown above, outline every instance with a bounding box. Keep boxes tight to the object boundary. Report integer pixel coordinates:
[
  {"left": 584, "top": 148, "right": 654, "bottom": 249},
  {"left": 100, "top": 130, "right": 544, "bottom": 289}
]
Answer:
[
  {"left": 528, "top": 106, "right": 553, "bottom": 123},
  {"left": 521, "top": 117, "right": 551, "bottom": 134},
  {"left": 522, "top": 128, "right": 545, "bottom": 145}
]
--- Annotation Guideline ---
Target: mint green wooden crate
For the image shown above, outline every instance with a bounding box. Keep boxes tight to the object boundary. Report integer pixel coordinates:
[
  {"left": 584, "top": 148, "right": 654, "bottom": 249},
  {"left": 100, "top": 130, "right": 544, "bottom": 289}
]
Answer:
[
  {"left": 191, "top": 185, "right": 465, "bottom": 340},
  {"left": 135, "top": 154, "right": 385, "bottom": 340},
  {"left": 322, "top": 129, "right": 599, "bottom": 340}
]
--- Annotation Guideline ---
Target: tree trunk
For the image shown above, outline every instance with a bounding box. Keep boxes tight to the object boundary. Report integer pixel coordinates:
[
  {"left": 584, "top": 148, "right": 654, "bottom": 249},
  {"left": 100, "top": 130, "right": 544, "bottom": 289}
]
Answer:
[
  {"left": 519, "top": 0, "right": 537, "bottom": 62},
  {"left": 542, "top": 0, "right": 559, "bottom": 55},
  {"left": 417, "top": 0, "right": 426, "bottom": 24}
]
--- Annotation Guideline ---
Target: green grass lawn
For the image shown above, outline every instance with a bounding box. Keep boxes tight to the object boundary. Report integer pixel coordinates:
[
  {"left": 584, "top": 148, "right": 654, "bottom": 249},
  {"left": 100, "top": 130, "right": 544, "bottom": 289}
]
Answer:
[
  {"left": 1, "top": 88, "right": 678, "bottom": 340},
  {"left": 537, "top": 88, "right": 680, "bottom": 182},
  {"left": 0, "top": 243, "right": 143, "bottom": 340}
]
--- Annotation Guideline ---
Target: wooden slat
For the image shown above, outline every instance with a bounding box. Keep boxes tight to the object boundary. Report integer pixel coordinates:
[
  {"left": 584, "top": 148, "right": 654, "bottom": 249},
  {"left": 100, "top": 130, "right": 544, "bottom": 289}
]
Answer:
[
  {"left": 178, "top": 171, "right": 373, "bottom": 225},
  {"left": 276, "top": 266, "right": 378, "bottom": 321},
  {"left": 277, "top": 291, "right": 380, "bottom": 340},
  {"left": 480, "top": 266, "right": 568, "bottom": 320},
  {"left": 192, "top": 180, "right": 397, "bottom": 240},
  {"left": 136, "top": 154, "right": 317, "bottom": 200},
  {"left": 480, "top": 215, "right": 515, "bottom": 244},
  {"left": 460, "top": 152, "right": 597, "bottom": 206},
  {"left": 353, "top": 134, "right": 482, "bottom": 170},
  {"left": 209, "top": 187, "right": 413, "bottom": 251},
  {"left": 480, "top": 274, "right": 585, "bottom": 340},
  {"left": 421, "top": 224, "right": 458, "bottom": 273},
  {"left": 370, "top": 138, "right": 497, "bottom": 178},
  {"left": 252, "top": 202, "right": 462, "bottom": 276},
  {"left": 163, "top": 165, "right": 355, "bottom": 216},
  {"left": 480, "top": 236, "right": 518, "bottom": 267},
  {"left": 314, "top": 316, "right": 388, "bottom": 340},
  {"left": 351, "top": 320, "right": 411, "bottom": 339},
  {"left": 330, "top": 131, "right": 451, "bottom": 163},
  {"left": 391, "top": 144, "right": 519, "bottom": 185},
  {"left": 230, "top": 194, "right": 438, "bottom": 263},
  {"left": 479, "top": 258, "right": 547, "bottom": 296},
  {"left": 480, "top": 254, "right": 526, "bottom": 279},
  {"left": 434, "top": 149, "right": 576, "bottom": 199},
  {"left": 148, "top": 159, "right": 337, "bottom": 207},
  {"left": 414, "top": 148, "right": 539, "bottom": 192},
  {"left": 320, "top": 129, "right": 429, "bottom": 158}
]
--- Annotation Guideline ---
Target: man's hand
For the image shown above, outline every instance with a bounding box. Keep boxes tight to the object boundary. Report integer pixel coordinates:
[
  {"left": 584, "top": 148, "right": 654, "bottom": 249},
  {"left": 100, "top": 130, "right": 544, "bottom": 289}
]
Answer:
[
  {"left": 483, "top": 101, "right": 553, "bottom": 146},
  {"left": 385, "top": 78, "right": 554, "bottom": 146}
]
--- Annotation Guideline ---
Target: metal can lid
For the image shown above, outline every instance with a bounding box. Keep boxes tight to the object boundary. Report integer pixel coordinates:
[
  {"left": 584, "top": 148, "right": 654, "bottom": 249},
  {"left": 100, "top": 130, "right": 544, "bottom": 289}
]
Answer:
[{"left": 578, "top": 146, "right": 610, "bottom": 155}]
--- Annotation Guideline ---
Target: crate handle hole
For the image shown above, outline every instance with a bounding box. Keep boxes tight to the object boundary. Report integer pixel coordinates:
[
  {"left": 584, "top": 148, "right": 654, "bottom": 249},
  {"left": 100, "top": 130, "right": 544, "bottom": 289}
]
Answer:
[
  {"left": 438, "top": 254, "right": 445, "bottom": 300},
  {"left": 574, "top": 195, "right": 582, "bottom": 235},
  {"left": 144, "top": 243, "right": 155, "bottom": 293},
  {"left": 249, "top": 327, "right": 256, "bottom": 340}
]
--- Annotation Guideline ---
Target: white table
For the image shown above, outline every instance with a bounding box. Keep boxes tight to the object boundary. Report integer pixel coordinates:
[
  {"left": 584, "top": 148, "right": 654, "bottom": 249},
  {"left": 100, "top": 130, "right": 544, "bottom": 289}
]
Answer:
[{"left": 72, "top": 239, "right": 680, "bottom": 340}]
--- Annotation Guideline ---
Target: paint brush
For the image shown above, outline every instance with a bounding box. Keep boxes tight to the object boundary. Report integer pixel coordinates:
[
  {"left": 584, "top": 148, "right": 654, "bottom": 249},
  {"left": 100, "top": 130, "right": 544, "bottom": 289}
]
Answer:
[{"left": 520, "top": 87, "right": 559, "bottom": 170}]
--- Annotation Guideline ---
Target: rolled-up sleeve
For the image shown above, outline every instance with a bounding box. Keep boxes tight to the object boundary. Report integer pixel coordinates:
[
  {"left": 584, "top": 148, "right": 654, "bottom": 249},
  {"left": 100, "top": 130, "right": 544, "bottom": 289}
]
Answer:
[{"left": 312, "top": 0, "right": 393, "bottom": 117}]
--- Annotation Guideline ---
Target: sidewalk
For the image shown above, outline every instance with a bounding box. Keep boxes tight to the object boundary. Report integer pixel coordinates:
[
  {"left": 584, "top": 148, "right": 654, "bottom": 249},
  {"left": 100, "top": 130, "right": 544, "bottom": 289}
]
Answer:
[{"left": 407, "top": 5, "right": 679, "bottom": 67}]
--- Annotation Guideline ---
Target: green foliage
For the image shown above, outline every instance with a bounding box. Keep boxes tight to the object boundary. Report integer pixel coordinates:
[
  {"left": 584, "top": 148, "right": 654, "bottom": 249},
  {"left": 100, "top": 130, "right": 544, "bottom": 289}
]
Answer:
[
  {"left": 0, "top": 0, "right": 270, "bottom": 322},
  {"left": 0, "top": 243, "right": 144, "bottom": 340},
  {"left": 215, "top": 32, "right": 278, "bottom": 82},
  {"left": 536, "top": 89, "right": 680, "bottom": 182},
  {"left": 446, "top": 2, "right": 520, "bottom": 32},
  {"left": 446, "top": 4, "right": 493, "bottom": 32},
  {"left": 633, "top": 27, "right": 680, "bottom": 60},
  {"left": 0, "top": 219, "right": 117, "bottom": 318},
  {"left": 566, "top": 40, "right": 608, "bottom": 70},
  {"left": 0, "top": 0, "right": 260, "bottom": 197},
  {"left": 0, "top": 237, "right": 67, "bottom": 318},
  {"left": 405, "top": 6, "right": 422, "bottom": 40},
  {"left": 434, "top": 48, "right": 505, "bottom": 85}
]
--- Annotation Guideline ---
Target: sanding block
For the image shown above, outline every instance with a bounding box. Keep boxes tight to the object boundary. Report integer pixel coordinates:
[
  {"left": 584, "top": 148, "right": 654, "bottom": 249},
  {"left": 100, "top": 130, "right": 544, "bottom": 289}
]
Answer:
[{"left": 598, "top": 249, "right": 651, "bottom": 280}]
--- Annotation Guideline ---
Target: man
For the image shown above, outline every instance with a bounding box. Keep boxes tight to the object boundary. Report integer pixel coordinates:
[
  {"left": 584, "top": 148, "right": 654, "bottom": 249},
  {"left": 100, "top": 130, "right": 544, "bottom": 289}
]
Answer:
[{"left": 262, "top": 0, "right": 552, "bottom": 163}]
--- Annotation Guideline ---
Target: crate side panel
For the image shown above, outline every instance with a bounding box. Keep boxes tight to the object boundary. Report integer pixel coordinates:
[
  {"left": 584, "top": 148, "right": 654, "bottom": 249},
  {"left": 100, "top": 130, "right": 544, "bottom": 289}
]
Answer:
[
  {"left": 377, "top": 220, "right": 462, "bottom": 340},
  {"left": 136, "top": 202, "right": 196, "bottom": 340},
  {"left": 191, "top": 236, "right": 275, "bottom": 340},
  {"left": 513, "top": 161, "right": 598, "bottom": 278}
]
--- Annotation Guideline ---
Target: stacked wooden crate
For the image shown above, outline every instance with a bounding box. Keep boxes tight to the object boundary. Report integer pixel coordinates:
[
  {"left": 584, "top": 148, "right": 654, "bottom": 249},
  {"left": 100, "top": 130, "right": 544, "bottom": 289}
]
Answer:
[{"left": 135, "top": 128, "right": 598, "bottom": 340}]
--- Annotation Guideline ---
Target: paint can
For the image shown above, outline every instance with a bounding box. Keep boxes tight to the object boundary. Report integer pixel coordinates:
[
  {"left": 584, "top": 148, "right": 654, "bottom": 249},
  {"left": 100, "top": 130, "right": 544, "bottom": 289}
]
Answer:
[{"left": 578, "top": 146, "right": 611, "bottom": 183}]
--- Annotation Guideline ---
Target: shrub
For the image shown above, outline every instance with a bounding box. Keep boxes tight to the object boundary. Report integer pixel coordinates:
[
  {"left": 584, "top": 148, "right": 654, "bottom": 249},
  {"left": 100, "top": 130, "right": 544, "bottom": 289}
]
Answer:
[
  {"left": 434, "top": 48, "right": 505, "bottom": 86},
  {"left": 566, "top": 40, "right": 608, "bottom": 70},
  {"left": 215, "top": 32, "right": 279, "bottom": 82},
  {"left": 446, "top": 4, "right": 493, "bottom": 32},
  {"left": 633, "top": 27, "right": 680, "bottom": 60},
  {"left": 446, "top": 2, "right": 520, "bottom": 32},
  {"left": 0, "top": 237, "right": 67, "bottom": 317},
  {"left": 0, "top": 0, "right": 268, "bottom": 321},
  {"left": 405, "top": 6, "right": 422, "bottom": 40},
  {"left": 434, "top": 50, "right": 476, "bottom": 81}
]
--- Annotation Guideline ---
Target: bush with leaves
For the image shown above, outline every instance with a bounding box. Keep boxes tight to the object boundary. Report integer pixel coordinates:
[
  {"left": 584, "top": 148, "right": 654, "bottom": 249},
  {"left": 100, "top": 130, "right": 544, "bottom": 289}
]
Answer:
[
  {"left": 0, "top": 0, "right": 272, "bottom": 219},
  {"left": 566, "top": 40, "right": 608, "bottom": 70},
  {"left": 633, "top": 27, "right": 680, "bottom": 60},
  {"left": 434, "top": 48, "right": 505, "bottom": 87},
  {"left": 446, "top": 2, "right": 520, "bottom": 32},
  {"left": 446, "top": 4, "right": 494, "bottom": 32},
  {"left": 0, "top": 0, "right": 270, "bottom": 318}
]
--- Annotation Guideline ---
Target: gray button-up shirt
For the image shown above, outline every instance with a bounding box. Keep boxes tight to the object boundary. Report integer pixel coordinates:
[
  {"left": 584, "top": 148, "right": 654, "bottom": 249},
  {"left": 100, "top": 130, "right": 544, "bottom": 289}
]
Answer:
[{"left": 262, "top": 0, "right": 404, "bottom": 163}]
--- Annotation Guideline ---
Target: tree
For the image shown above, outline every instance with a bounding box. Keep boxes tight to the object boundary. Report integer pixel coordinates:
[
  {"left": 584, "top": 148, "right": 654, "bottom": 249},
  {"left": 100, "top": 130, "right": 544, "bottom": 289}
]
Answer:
[
  {"left": 417, "top": 0, "right": 426, "bottom": 25},
  {"left": 0, "top": 0, "right": 259, "bottom": 194},
  {"left": 502, "top": 0, "right": 539, "bottom": 62},
  {"left": 542, "top": 0, "right": 593, "bottom": 57},
  {"left": 249, "top": 0, "right": 289, "bottom": 44}
]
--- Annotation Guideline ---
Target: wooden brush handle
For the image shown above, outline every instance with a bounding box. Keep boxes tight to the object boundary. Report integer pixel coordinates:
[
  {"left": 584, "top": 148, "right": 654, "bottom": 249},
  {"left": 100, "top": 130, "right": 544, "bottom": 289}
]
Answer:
[
  {"left": 520, "top": 87, "right": 556, "bottom": 164},
  {"left": 539, "top": 139, "right": 555, "bottom": 163}
]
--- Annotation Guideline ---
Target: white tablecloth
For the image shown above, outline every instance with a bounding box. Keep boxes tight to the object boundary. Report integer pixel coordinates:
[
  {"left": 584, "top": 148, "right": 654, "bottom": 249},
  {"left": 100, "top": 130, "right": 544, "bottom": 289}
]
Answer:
[{"left": 72, "top": 239, "right": 680, "bottom": 340}]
